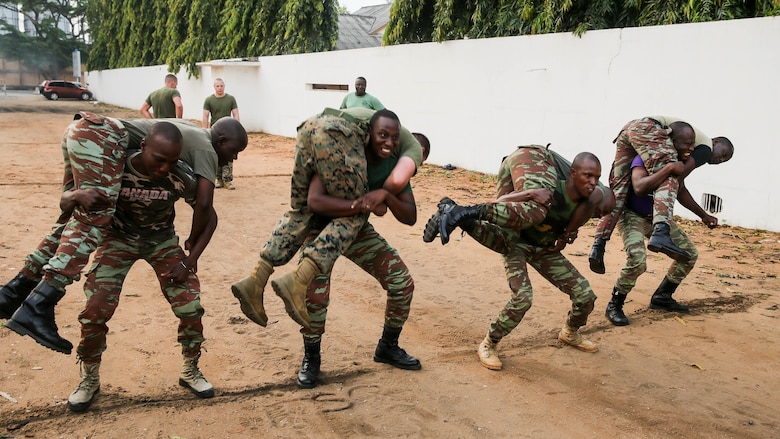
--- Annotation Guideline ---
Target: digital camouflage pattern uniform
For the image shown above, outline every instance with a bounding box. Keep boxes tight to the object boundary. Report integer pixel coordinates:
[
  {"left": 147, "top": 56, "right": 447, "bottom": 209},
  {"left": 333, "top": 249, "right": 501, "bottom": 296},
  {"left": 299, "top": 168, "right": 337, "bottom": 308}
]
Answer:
[
  {"left": 20, "top": 112, "right": 127, "bottom": 291},
  {"left": 301, "top": 156, "right": 414, "bottom": 343},
  {"left": 76, "top": 154, "right": 204, "bottom": 363},
  {"left": 258, "top": 108, "right": 422, "bottom": 274},
  {"left": 594, "top": 117, "right": 682, "bottom": 240}
]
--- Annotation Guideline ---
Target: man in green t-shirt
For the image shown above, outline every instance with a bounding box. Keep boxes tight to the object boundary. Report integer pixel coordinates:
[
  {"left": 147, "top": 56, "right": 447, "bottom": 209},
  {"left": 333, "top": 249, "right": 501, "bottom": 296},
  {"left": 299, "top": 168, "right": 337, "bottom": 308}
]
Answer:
[
  {"left": 141, "top": 74, "right": 183, "bottom": 119},
  {"left": 202, "top": 78, "right": 241, "bottom": 190},
  {"left": 339, "top": 76, "right": 384, "bottom": 110}
]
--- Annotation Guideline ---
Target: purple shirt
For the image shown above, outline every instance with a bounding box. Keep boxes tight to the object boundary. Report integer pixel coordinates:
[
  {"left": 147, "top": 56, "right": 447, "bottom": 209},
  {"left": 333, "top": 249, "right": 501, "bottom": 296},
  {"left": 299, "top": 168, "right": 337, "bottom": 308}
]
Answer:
[{"left": 627, "top": 155, "right": 652, "bottom": 218}]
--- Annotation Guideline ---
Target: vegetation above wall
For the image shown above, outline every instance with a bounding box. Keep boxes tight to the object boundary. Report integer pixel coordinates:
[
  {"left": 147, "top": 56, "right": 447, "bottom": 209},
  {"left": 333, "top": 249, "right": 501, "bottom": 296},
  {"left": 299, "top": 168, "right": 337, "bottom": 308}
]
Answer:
[{"left": 384, "top": 0, "right": 780, "bottom": 44}]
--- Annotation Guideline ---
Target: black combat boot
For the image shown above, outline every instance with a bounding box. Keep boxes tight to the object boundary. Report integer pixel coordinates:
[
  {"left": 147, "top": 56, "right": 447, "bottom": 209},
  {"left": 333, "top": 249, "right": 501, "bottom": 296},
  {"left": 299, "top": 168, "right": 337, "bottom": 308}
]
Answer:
[
  {"left": 297, "top": 340, "right": 321, "bottom": 389},
  {"left": 373, "top": 325, "right": 421, "bottom": 370},
  {"left": 647, "top": 222, "right": 691, "bottom": 262},
  {"left": 605, "top": 288, "right": 629, "bottom": 326},
  {"left": 588, "top": 237, "right": 608, "bottom": 274},
  {"left": 0, "top": 273, "right": 39, "bottom": 319},
  {"left": 439, "top": 203, "right": 487, "bottom": 245},
  {"left": 422, "top": 197, "right": 456, "bottom": 243},
  {"left": 649, "top": 277, "right": 690, "bottom": 313},
  {"left": 5, "top": 281, "right": 73, "bottom": 354}
]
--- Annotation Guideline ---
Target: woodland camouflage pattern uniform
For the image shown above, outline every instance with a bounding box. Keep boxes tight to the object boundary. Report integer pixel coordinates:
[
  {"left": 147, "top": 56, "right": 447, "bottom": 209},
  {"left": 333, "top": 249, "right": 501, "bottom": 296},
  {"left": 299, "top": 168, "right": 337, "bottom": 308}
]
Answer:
[
  {"left": 76, "top": 155, "right": 204, "bottom": 363},
  {"left": 21, "top": 112, "right": 128, "bottom": 290},
  {"left": 595, "top": 117, "right": 681, "bottom": 240}
]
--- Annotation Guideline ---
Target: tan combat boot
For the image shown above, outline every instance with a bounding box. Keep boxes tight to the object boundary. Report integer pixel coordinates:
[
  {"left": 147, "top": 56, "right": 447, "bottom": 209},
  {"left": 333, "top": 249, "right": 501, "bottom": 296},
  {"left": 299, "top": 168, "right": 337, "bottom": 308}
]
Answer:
[
  {"left": 179, "top": 353, "right": 214, "bottom": 399},
  {"left": 271, "top": 257, "right": 319, "bottom": 328},
  {"left": 231, "top": 259, "right": 274, "bottom": 326},
  {"left": 223, "top": 180, "right": 235, "bottom": 190},
  {"left": 558, "top": 324, "right": 599, "bottom": 353},
  {"left": 68, "top": 361, "right": 101, "bottom": 412},
  {"left": 477, "top": 334, "right": 503, "bottom": 370},
  {"left": 215, "top": 178, "right": 224, "bottom": 188}
]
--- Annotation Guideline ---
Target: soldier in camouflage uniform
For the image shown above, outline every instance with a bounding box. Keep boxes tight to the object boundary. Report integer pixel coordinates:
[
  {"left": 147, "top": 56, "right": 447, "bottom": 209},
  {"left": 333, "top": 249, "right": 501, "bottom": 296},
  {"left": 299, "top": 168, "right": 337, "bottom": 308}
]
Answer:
[
  {"left": 0, "top": 114, "right": 247, "bottom": 355},
  {"left": 588, "top": 117, "right": 699, "bottom": 274},
  {"left": 423, "top": 145, "right": 614, "bottom": 248},
  {"left": 63, "top": 122, "right": 215, "bottom": 412},
  {"left": 425, "top": 149, "right": 607, "bottom": 370},
  {"left": 605, "top": 138, "right": 733, "bottom": 325},
  {"left": 294, "top": 110, "right": 421, "bottom": 389},
  {"left": 231, "top": 107, "right": 421, "bottom": 330}
]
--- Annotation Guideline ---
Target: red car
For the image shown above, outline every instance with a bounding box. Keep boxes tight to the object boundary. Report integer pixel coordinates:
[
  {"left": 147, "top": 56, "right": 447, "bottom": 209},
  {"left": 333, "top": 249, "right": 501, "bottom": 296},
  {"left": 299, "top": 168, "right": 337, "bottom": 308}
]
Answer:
[{"left": 39, "top": 80, "right": 93, "bottom": 101}]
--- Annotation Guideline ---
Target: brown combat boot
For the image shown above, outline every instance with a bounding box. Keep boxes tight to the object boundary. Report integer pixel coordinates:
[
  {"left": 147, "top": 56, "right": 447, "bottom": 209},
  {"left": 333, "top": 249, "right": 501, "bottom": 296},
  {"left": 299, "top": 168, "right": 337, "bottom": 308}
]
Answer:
[
  {"left": 271, "top": 257, "right": 319, "bottom": 328},
  {"left": 231, "top": 259, "right": 274, "bottom": 326},
  {"left": 558, "top": 324, "right": 599, "bottom": 353},
  {"left": 477, "top": 334, "right": 503, "bottom": 370}
]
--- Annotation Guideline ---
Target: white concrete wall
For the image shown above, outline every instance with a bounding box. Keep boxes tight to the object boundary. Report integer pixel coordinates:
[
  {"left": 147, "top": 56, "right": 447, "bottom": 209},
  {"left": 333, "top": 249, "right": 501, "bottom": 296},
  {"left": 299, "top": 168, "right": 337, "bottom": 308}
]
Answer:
[{"left": 85, "top": 16, "right": 780, "bottom": 231}]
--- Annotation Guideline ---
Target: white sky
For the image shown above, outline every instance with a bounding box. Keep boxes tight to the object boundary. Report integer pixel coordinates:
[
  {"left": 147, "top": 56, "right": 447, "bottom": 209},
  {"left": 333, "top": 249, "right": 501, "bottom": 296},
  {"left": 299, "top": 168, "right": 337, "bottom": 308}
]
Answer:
[{"left": 339, "top": 0, "right": 391, "bottom": 14}]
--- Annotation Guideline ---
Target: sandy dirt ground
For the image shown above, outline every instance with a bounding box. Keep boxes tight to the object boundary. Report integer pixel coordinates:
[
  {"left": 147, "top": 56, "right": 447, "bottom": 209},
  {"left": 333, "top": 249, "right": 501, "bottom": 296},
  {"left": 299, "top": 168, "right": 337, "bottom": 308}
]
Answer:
[{"left": 0, "top": 94, "right": 778, "bottom": 439}]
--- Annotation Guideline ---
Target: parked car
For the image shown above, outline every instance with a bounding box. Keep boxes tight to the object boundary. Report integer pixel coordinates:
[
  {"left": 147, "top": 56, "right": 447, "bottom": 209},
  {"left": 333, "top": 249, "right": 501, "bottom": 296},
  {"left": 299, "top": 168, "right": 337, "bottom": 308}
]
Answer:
[{"left": 40, "top": 80, "right": 93, "bottom": 101}]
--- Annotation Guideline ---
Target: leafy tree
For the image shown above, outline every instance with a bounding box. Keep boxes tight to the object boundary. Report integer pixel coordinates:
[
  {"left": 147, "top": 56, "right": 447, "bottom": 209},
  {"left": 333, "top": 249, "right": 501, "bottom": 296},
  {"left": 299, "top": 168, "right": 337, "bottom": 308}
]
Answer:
[
  {"left": 0, "top": 0, "right": 89, "bottom": 78},
  {"left": 85, "top": 0, "right": 340, "bottom": 76},
  {"left": 384, "top": 0, "right": 436, "bottom": 44},
  {"left": 384, "top": 0, "right": 780, "bottom": 44}
]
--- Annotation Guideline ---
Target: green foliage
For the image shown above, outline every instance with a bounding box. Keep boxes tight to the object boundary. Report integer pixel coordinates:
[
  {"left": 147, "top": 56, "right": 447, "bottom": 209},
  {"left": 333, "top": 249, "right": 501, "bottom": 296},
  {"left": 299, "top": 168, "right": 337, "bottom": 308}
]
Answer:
[
  {"left": 0, "top": 0, "right": 89, "bottom": 78},
  {"left": 384, "top": 0, "right": 436, "bottom": 44},
  {"left": 84, "top": 0, "right": 340, "bottom": 75},
  {"left": 385, "top": 0, "right": 780, "bottom": 44}
]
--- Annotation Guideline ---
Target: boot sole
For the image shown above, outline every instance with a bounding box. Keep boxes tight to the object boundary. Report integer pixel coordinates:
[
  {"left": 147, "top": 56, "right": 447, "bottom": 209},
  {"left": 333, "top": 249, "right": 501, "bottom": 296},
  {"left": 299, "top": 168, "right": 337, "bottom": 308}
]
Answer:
[
  {"left": 68, "top": 387, "right": 100, "bottom": 413},
  {"left": 271, "top": 280, "right": 311, "bottom": 328},
  {"left": 558, "top": 337, "right": 599, "bottom": 353},
  {"left": 647, "top": 243, "right": 691, "bottom": 262},
  {"left": 477, "top": 355, "right": 502, "bottom": 371},
  {"left": 422, "top": 212, "right": 441, "bottom": 243},
  {"left": 230, "top": 283, "right": 268, "bottom": 327},
  {"left": 4, "top": 319, "right": 72, "bottom": 354},
  {"left": 179, "top": 378, "right": 215, "bottom": 398},
  {"left": 649, "top": 303, "right": 690, "bottom": 313},
  {"left": 373, "top": 355, "right": 422, "bottom": 370}
]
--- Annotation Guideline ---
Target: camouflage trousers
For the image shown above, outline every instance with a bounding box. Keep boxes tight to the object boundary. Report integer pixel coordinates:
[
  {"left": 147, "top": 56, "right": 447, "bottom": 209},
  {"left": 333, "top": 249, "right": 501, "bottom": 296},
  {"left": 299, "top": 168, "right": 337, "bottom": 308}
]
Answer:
[
  {"left": 259, "top": 115, "right": 369, "bottom": 274},
  {"left": 76, "top": 234, "right": 204, "bottom": 364},
  {"left": 615, "top": 210, "right": 698, "bottom": 294},
  {"left": 299, "top": 222, "right": 414, "bottom": 344},
  {"left": 467, "top": 223, "right": 596, "bottom": 342},
  {"left": 21, "top": 112, "right": 127, "bottom": 291},
  {"left": 595, "top": 118, "right": 680, "bottom": 240},
  {"left": 486, "top": 145, "right": 556, "bottom": 229},
  {"left": 217, "top": 162, "right": 233, "bottom": 183}
]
